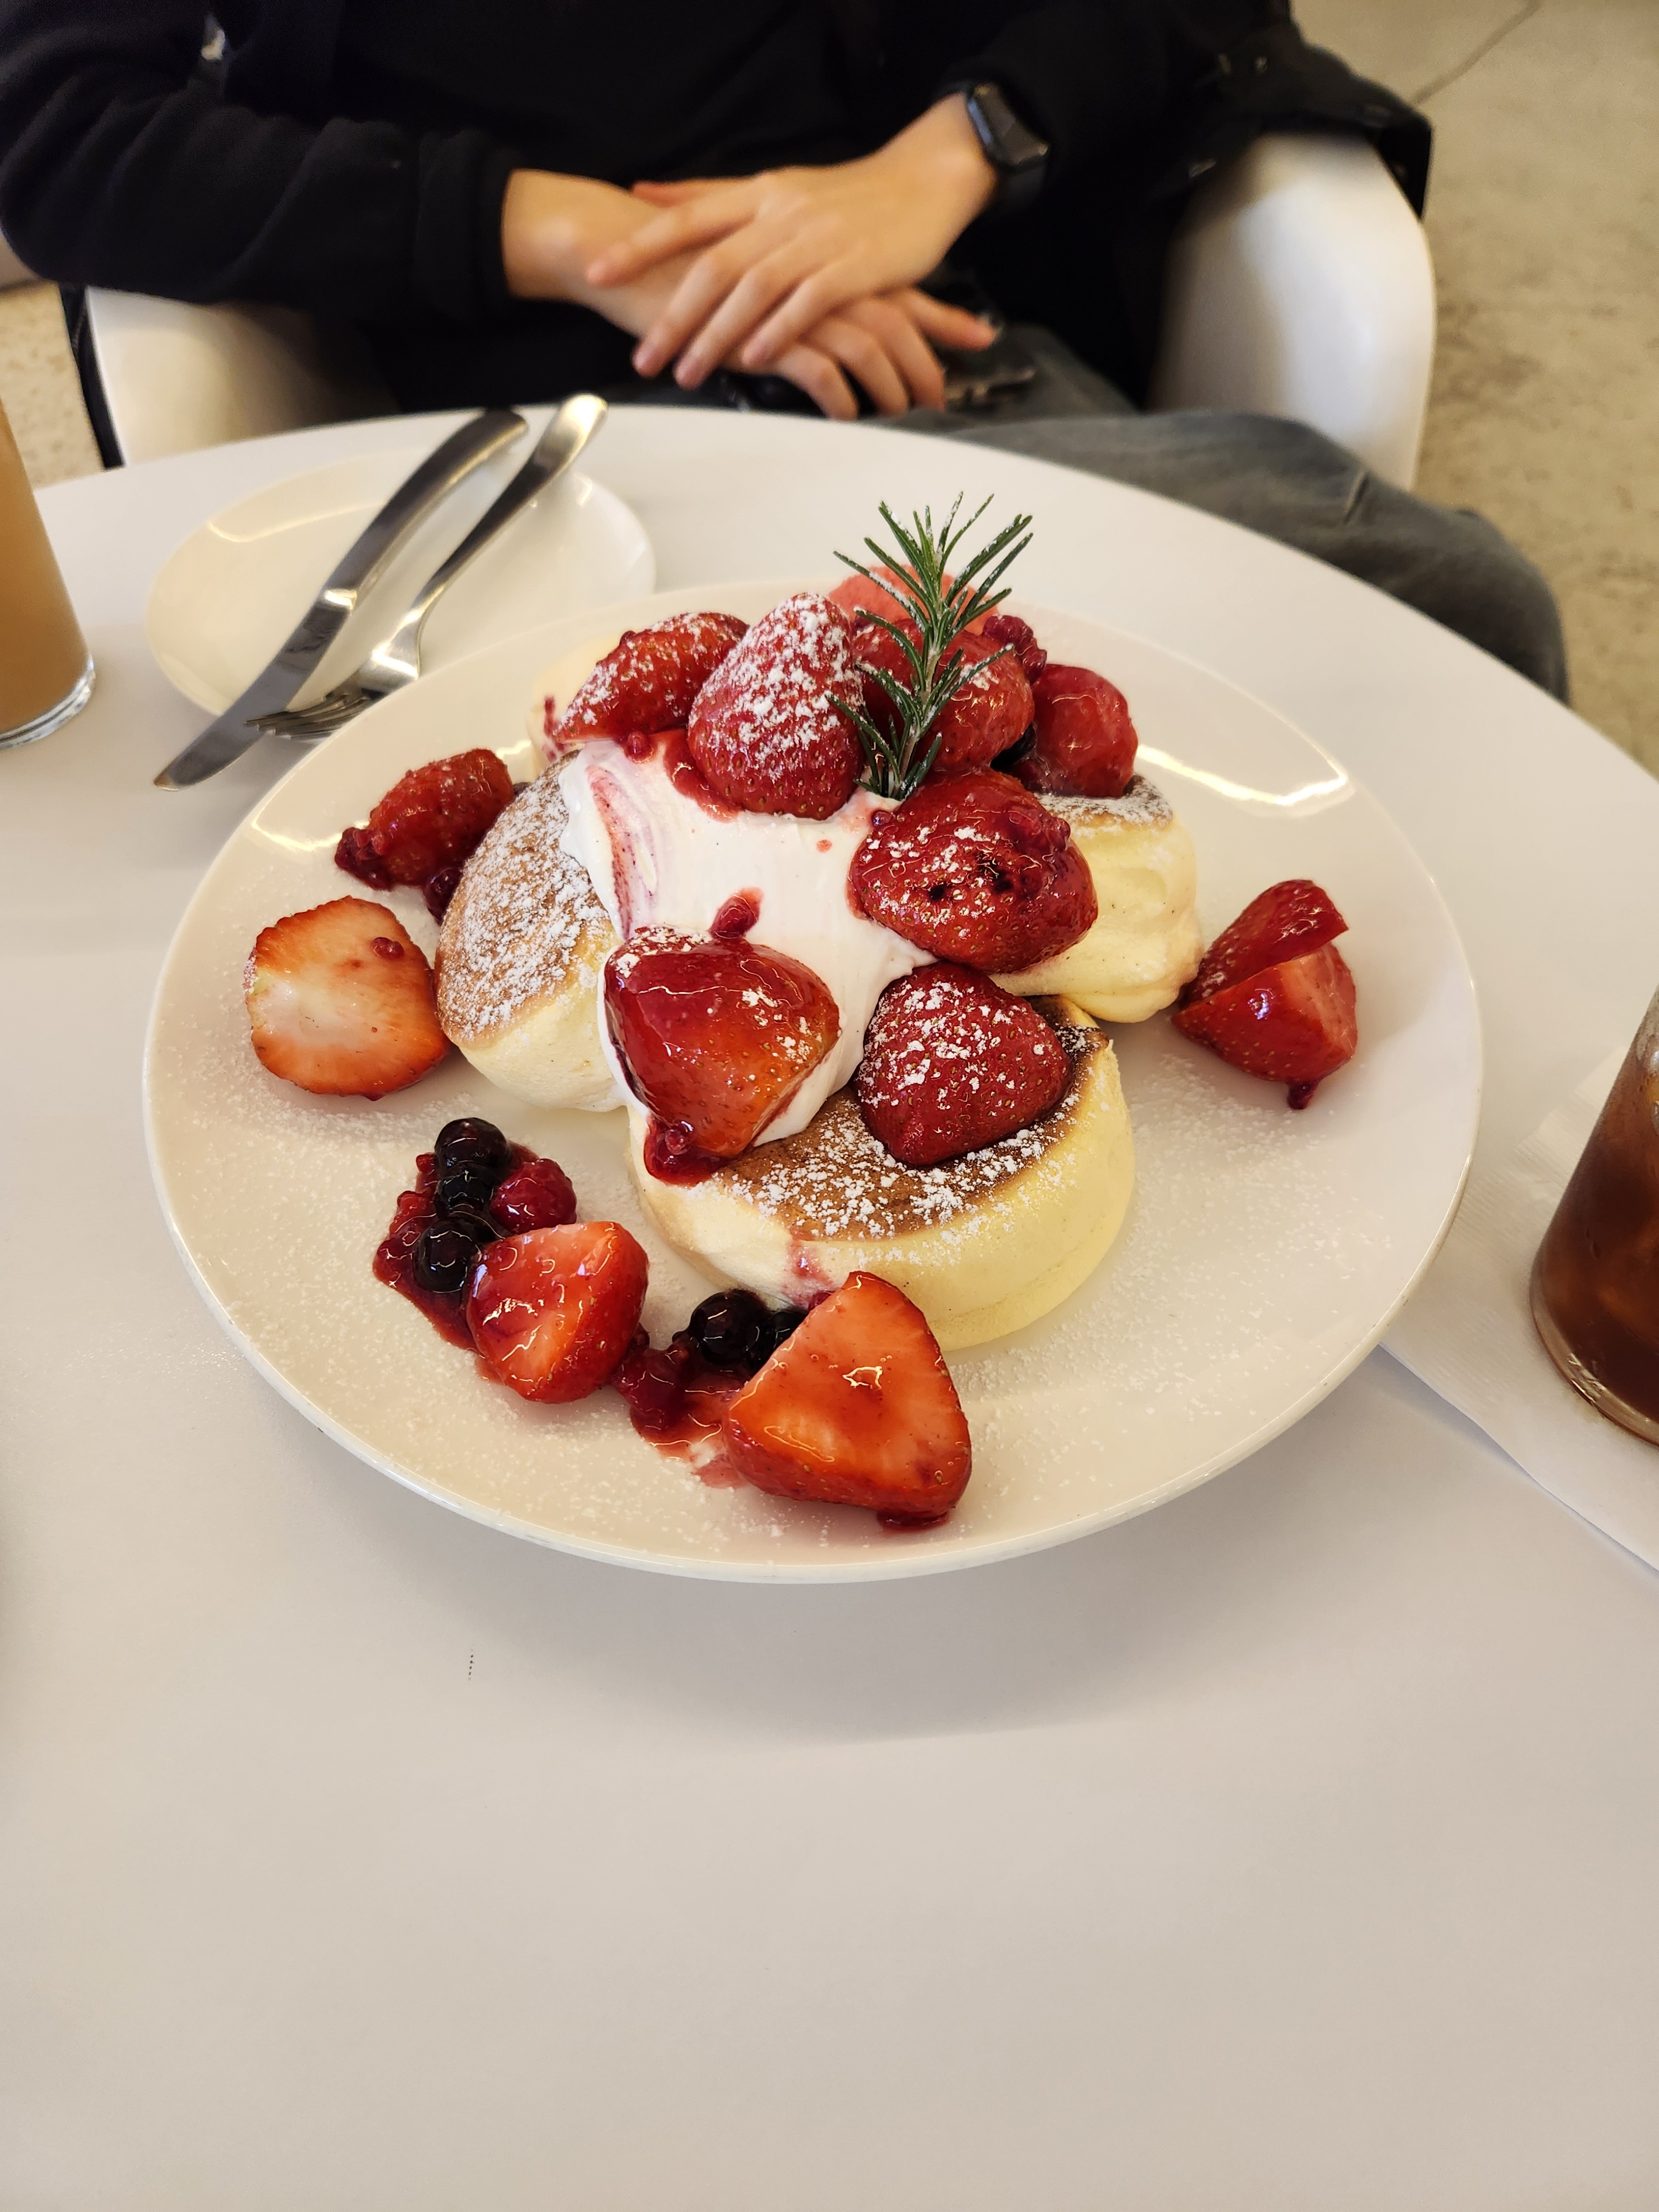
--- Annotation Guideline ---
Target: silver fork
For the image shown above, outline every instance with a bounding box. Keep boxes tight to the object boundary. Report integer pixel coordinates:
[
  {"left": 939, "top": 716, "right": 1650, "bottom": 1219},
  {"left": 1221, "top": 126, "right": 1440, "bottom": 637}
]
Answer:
[{"left": 253, "top": 393, "right": 607, "bottom": 739}]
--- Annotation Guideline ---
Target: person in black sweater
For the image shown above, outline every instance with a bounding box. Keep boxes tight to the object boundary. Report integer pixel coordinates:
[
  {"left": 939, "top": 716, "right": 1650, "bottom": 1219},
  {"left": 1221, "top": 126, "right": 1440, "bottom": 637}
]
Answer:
[{"left": 0, "top": 0, "right": 1566, "bottom": 691}]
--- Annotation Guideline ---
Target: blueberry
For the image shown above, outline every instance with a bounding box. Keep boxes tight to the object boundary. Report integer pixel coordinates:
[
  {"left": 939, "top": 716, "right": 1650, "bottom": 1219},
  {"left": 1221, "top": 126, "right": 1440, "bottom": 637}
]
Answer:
[
  {"left": 434, "top": 1117, "right": 512, "bottom": 1180},
  {"left": 435, "top": 1160, "right": 500, "bottom": 1216},
  {"left": 411, "top": 1211, "right": 497, "bottom": 1297},
  {"left": 765, "top": 1305, "right": 806, "bottom": 1354},
  {"left": 687, "top": 1288, "right": 773, "bottom": 1371}
]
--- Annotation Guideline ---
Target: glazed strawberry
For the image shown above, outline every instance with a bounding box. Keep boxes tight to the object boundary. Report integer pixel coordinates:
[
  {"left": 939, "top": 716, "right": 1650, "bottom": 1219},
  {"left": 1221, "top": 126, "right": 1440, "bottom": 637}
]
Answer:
[
  {"left": 466, "top": 1222, "right": 649, "bottom": 1402},
  {"left": 979, "top": 611, "right": 1047, "bottom": 682},
  {"left": 1013, "top": 666, "right": 1138, "bottom": 799},
  {"left": 341, "top": 748, "right": 515, "bottom": 887},
  {"left": 848, "top": 770, "right": 1097, "bottom": 972},
  {"left": 1173, "top": 941, "right": 1358, "bottom": 1108},
  {"left": 686, "top": 591, "right": 863, "bottom": 818},
  {"left": 556, "top": 611, "right": 748, "bottom": 742},
  {"left": 489, "top": 1154, "right": 578, "bottom": 1233},
  {"left": 1180, "top": 878, "right": 1349, "bottom": 1006},
  {"left": 722, "top": 1272, "right": 972, "bottom": 1522},
  {"left": 858, "top": 622, "right": 1032, "bottom": 778},
  {"left": 244, "top": 898, "right": 448, "bottom": 1098},
  {"left": 605, "top": 929, "right": 840, "bottom": 1168},
  {"left": 857, "top": 965, "right": 1070, "bottom": 1167}
]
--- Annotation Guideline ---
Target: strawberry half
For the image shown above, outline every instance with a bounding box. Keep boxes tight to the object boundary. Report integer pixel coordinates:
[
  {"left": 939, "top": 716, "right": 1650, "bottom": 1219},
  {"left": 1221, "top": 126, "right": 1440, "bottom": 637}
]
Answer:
[
  {"left": 858, "top": 964, "right": 1070, "bottom": 1167},
  {"left": 1174, "top": 940, "right": 1358, "bottom": 1108},
  {"left": 1013, "top": 665, "right": 1138, "bottom": 799},
  {"left": 1180, "top": 878, "right": 1349, "bottom": 1006},
  {"left": 604, "top": 928, "right": 841, "bottom": 1168},
  {"left": 828, "top": 564, "right": 989, "bottom": 635},
  {"left": 466, "top": 1222, "right": 649, "bottom": 1402},
  {"left": 244, "top": 897, "right": 449, "bottom": 1099},
  {"left": 556, "top": 611, "right": 748, "bottom": 743},
  {"left": 338, "top": 748, "right": 515, "bottom": 888},
  {"left": 848, "top": 770, "right": 1097, "bottom": 973},
  {"left": 857, "top": 622, "right": 1033, "bottom": 779},
  {"left": 722, "top": 1272, "right": 972, "bottom": 1522},
  {"left": 686, "top": 591, "right": 863, "bottom": 818}
]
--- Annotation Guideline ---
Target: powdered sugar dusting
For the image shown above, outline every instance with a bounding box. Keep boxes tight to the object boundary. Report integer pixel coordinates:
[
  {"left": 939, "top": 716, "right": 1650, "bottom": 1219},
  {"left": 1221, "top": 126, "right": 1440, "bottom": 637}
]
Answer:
[
  {"left": 1039, "top": 773, "right": 1172, "bottom": 830},
  {"left": 436, "top": 770, "right": 613, "bottom": 1041},
  {"left": 689, "top": 592, "right": 858, "bottom": 763},
  {"left": 714, "top": 1014, "right": 1102, "bottom": 1241}
]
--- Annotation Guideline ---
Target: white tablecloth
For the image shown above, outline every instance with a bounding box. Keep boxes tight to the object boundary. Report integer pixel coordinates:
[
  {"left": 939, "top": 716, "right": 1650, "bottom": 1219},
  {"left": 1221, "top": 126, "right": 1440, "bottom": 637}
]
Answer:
[{"left": 5, "top": 411, "right": 1659, "bottom": 2209}]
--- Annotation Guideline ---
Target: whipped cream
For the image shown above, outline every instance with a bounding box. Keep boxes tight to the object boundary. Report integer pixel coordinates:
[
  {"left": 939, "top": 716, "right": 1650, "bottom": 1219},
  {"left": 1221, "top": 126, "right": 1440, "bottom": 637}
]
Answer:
[{"left": 557, "top": 738, "right": 929, "bottom": 1141}]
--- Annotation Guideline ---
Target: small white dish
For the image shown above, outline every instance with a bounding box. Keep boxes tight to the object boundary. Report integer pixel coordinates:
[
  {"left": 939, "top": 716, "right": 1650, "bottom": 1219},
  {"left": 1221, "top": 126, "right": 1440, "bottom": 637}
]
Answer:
[
  {"left": 145, "top": 586, "right": 1480, "bottom": 1583},
  {"left": 145, "top": 440, "right": 655, "bottom": 716}
]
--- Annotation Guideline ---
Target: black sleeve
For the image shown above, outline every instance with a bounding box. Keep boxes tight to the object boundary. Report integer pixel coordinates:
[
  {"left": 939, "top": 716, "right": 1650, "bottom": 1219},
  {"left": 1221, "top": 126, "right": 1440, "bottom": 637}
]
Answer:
[
  {"left": 929, "top": 1, "right": 1429, "bottom": 212},
  {"left": 0, "top": 0, "right": 515, "bottom": 322},
  {"left": 931, "top": 0, "right": 1269, "bottom": 190}
]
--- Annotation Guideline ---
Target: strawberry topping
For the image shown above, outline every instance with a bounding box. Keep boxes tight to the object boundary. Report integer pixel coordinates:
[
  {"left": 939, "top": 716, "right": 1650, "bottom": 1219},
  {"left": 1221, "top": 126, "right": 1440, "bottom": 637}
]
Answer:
[
  {"left": 244, "top": 897, "right": 448, "bottom": 1098},
  {"left": 604, "top": 928, "right": 841, "bottom": 1167},
  {"left": 338, "top": 748, "right": 515, "bottom": 889},
  {"left": 979, "top": 611, "right": 1047, "bottom": 682},
  {"left": 857, "top": 622, "right": 1033, "bottom": 779},
  {"left": 829, "top": 563, "right": 989, "bottom": 635},
  {"left": 1180, "top": 878, "right": 1349, "bottom": 1005},
  {"left": 1012, "top": 666, "right": 1138, "bottom": 799},
  {"left": 489, "top": 1154, "right": 578, "bottom": 1233},
  {"left": 722, "top": 1272, "right": 972, "bottom": 1523},
  {"left": 1173, "top": 880, "right": 1358, "bottom": 1108},
  {"left": 686, "top": 591, "right": 863, "bottom": 818},
  {"left": 848, "top": 770, "right": 1097, "bottom": 972},
  {"left": 857, "top": 964, "right": 1071, "bottom": 1167},
  {"left": 466, "top": 1221, "right": 649, "bottom": 1403},
  {"left": 556, "top": 612, "right": 748, "bottom": 742}
]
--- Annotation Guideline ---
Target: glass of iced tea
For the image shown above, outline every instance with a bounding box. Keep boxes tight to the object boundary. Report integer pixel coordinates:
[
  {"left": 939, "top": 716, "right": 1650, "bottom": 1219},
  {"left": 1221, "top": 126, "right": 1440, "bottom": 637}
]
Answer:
[
  {"left": 1531, "top": 984, "right": 1659, "bottom": 1443},
  {"left": 0, "top": 398, "right": 93, "bottom": 749}
]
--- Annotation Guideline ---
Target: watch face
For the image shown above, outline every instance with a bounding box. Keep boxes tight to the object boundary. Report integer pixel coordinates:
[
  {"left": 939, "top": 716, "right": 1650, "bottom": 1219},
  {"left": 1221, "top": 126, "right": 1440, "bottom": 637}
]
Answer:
[{"left": 968, "top": 83, "right": 1048, "bottom": 182}]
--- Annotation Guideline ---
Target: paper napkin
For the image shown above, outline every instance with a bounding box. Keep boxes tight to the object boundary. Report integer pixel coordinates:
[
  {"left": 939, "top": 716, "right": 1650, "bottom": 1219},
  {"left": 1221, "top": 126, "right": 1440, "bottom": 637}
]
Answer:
[{"left": 1385, "top": 1050, "right": 1659, "bottom": 1573}]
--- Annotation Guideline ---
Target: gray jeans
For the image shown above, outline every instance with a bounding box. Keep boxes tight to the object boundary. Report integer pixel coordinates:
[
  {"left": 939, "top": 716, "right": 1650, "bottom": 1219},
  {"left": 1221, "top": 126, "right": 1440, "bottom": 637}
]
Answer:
[{"left": 891, "top": 326, "right": 1569, "bottom": 701}]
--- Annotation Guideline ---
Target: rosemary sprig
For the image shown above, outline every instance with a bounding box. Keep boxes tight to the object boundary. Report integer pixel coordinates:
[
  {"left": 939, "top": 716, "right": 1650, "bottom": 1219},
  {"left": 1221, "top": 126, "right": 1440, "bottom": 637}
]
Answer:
[{"left": 833, "top": 495, "right": 1033, "bottom": 800}]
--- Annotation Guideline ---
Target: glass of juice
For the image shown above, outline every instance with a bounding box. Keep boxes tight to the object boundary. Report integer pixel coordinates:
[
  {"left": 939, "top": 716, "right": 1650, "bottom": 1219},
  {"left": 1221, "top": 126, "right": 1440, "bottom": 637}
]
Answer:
[
  {"left": 0, "top": 399, "right": 94, "bottom": 749},
  {"left": 1531, "top": 984, "right": 1659, "bottom": 1443}
]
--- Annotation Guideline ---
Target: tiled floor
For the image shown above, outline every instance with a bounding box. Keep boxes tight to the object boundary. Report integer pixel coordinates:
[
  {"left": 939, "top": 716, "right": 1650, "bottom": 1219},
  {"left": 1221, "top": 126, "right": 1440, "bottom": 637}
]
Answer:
[{"left": 2, "top": 0, "right": 1654, "bottom": 768}]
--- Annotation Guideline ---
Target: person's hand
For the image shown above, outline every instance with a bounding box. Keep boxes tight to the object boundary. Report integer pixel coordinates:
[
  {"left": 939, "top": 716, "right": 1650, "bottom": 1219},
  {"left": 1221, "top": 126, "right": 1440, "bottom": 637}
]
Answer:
[
  {"left": 583, "top": 95, "right": 999, "bottom": 388},
  {"left": 502, "top": 169, "right": 975, "bottom": 418}
]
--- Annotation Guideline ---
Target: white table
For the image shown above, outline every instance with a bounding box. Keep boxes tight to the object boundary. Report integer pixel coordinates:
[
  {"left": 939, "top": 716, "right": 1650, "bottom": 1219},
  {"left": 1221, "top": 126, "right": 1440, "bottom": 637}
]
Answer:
[{"left": 6, "top": 410, "right": 1659, "bottom": 2208}]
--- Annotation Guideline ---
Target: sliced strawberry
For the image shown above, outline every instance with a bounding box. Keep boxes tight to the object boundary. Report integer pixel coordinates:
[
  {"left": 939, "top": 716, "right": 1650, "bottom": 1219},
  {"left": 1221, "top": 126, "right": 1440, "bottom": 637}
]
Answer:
[
  {"left": 979, "top": 611, "right": 1047, "bottom": 683},
  {"left": 857, "top": 622, "right": 1033, "bottom": 779},
  {"left": 489, "top": 1154, "right": 578, "bottom": 1233},
  {"left": 1173, "top": 941, "right": 1358, "bottom": 1107},
  {"left": 339, "top": 748, "right": 515, "bottom": 888},
  {"left": 686, "top": 591, "right": 863, "bottom": 818},
  {"left": 857, "top": 964, "right": 1070, "bottom": 1167},
  {"left": 556, "top": 611, "right": 748, "bottom": 742},
  {"left": 244, "top": 898, "right": 448, "bottom": 1098},
  {"left": 848, "top": 770, "right": 1097, "bottom": 972},
  {"left": 466, "top": 1221, "right": 649, "bottom": 1402},
  {"left": 1180, "top": 878, "right": 1349, "bottom": 1006},
  {"left": 605, "top": 928, "right": 840, "bottom": 1164},
  {"left": 1012, "top": 666, "right": 1138, "bottom": 799},
  {"left": 722, "top": 1272, "right": 972, "bottom": 1522}
]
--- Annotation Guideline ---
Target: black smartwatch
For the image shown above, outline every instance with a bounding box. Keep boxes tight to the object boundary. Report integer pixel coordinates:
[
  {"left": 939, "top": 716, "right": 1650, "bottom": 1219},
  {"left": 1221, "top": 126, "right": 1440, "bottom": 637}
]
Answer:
[{"left": 959, "top": 82, "right": 1050, "bottom": 215}]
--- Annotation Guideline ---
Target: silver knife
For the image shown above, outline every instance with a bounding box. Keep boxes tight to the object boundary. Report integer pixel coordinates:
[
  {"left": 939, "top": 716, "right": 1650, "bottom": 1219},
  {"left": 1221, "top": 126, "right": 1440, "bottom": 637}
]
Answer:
[{"left": 154, "top": 407, "right": 527, "bottom": 790}]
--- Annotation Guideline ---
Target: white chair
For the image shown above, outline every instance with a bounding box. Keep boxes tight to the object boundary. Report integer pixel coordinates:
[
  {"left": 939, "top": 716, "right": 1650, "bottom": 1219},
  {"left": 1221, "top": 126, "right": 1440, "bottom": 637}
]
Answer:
[{"left": 80, "top": 131, "right": 1436, "bottom": 487}]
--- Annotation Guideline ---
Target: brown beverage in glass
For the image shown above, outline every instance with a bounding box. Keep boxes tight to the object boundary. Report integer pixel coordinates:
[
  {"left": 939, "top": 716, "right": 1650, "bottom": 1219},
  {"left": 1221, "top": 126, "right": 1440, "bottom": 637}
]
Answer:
[
  {"left": 1531, "top": 985, "right": 1659, "bottom": 1443},
  {"left": 0, "top": 397, "right": 93, "bottom": 748}
]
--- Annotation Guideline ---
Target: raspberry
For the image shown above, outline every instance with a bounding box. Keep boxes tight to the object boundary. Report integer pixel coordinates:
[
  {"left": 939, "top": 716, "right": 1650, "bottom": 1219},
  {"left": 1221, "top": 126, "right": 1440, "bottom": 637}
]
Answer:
[{"left": 346, "top": 749, "right": 516, "bottom": 887}]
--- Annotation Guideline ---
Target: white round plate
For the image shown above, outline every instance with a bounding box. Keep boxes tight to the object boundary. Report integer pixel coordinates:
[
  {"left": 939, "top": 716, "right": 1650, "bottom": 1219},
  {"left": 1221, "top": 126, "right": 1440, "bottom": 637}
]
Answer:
[
  {"left": 145, "top": 585, "right": 1479, "bottom": 1582},
  {"left": 145, "top": 440, "right": 655, "bottom": 715}
]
